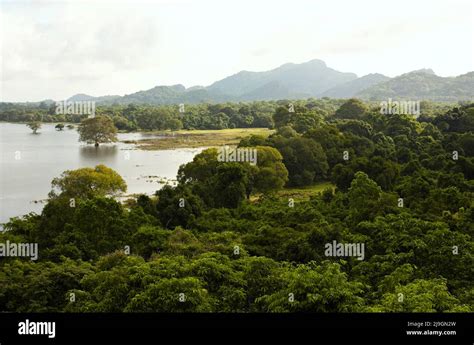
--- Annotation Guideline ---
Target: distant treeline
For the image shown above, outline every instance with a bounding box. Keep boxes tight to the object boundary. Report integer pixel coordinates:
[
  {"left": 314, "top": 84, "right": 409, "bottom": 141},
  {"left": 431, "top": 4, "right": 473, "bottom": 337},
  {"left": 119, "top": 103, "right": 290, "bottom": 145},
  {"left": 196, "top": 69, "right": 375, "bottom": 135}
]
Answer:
[{"left": 0, "top": 99, "right": 461, "bottom": 131}]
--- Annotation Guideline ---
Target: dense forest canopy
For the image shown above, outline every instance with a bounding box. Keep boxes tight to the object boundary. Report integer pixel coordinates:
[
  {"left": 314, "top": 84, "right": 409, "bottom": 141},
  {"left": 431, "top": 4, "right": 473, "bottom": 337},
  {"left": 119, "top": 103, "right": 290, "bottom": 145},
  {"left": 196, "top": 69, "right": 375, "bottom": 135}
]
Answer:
[{"left": 0, "top": 99, "right": 473, "bottom": 313}]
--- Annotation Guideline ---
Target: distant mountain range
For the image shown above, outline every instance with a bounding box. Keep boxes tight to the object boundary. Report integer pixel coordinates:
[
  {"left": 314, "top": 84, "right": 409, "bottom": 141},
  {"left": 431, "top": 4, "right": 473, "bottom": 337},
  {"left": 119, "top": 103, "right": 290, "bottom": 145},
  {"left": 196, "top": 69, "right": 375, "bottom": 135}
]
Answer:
[
  {"left": 320, "top": 73, "right": 391, "bottom": 98},
  {"left": 64, "top": 59, "right": 473, "bottom": 104},
  {"left": 357, "top": 69, "right": 474, "bottom": 101}
]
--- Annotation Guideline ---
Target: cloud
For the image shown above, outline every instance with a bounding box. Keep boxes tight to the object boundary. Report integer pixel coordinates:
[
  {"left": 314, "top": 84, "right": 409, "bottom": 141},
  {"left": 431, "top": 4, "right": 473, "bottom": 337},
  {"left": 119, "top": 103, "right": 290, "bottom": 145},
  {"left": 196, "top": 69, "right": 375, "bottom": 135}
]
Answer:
[
  {"left": 2, "top": 4, "right": 162, "bottom": 80},
  {"left": 1, "top": 0, "right": 472, "bottom": 101}
]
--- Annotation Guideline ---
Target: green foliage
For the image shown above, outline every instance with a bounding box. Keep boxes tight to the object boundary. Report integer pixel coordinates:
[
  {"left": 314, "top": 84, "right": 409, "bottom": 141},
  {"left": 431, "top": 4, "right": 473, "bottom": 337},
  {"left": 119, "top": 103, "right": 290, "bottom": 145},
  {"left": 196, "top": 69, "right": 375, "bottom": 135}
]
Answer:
[
  {"left": 0, "top": 258, "right": 94, "bottom": 312},
  {"left": 255, "top": 261, "right": 364, "bottom": 312},
  {"left": 27, "top": 121, "right": 41, "bottom": 134},
  {"left": 1, "top": 100, "right": 473, "bottom": 313},
  {"left": 253, "top": 146, "right": 289, "bottom": 193},
  {"left": 49, "top": 164, "right": 127, "bottom": 199},
  {"left": 126, "top": 277, "right": 213, "bottom": 312},
  {"left": 155, "top": 185, "right": 204, "bottom": 228},
  {"left": 178, "top": 147, "right": 287, "bottom": 207},
  {"left": 78, "top": 115, "right": 118, "bottom": 146},
  {"left": 273, "top": 106, "right": 292, "bottom": 128},
  {"left": 347, "top": 172, "right": 384, "bottom": 223},
  {"left": 334, "top": 98, "right": 369, "bottom": 119},
  {"left": 369, "top": 279, "right": 470, "bottom": 312},
  {"left": 270, "top": 136, "right": 328, "bottom": 186}
]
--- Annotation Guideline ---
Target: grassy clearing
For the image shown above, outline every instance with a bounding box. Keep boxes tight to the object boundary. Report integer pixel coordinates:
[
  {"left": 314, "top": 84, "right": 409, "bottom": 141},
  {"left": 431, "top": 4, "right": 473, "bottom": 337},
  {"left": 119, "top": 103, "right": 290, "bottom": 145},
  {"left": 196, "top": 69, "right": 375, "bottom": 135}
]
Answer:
[
  {"left": 250, "top": 181, "right": 335, "bottom": 202},
  {"left": 276, "top": 182, "right": 335, "bottom": 200},
  {"left": 127, "top": 128, "right": 274, "bottom": 150}
]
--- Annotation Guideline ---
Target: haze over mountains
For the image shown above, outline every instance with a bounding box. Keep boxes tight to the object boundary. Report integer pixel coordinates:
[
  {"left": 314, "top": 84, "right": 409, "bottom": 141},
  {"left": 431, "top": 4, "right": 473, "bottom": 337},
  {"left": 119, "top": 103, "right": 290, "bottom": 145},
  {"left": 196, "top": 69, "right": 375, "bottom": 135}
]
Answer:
[{"left": 63, "top": 59, "right": 474, "bottom": 104}]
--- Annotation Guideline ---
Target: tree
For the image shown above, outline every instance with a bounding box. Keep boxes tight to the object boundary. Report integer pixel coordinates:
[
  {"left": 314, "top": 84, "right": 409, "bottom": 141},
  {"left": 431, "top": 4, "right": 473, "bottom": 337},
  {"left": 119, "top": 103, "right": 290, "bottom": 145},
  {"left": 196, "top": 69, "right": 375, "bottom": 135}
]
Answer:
[
  {"left": 65, "top": 252, "right": 146, "bottom": 312},
  {"left": 177, "top": 148, "right": 220, "bottom": 184},
  {"left": 255, "top": 261, "right": 364, "bottom": 312},
  {"left": 336, "top": 119, "right": 373, "bottom": 137},
  {"left": 78, "top": 115, "right": 117, "bottom": 147},
  {"left": 66, "top": 197, "right": 130, "bottom": 259},
  {"left": 166, "top": 118, "right": 183, "bottom": 131},
  {"left": 155, "top": 185, "right": 204, "bottom": 229},
  {"left": 334, "top": 98, "right": 369, "bottom": 119},
  {"left": 55, "top": 123, "right": 65, "bottom": 131},
  {"left": 252, "top": 146, "right": 289, "bottom": 193},
  {"left": 347, "top": 171, "right": 385, "bottom": 223},
  {"left": 27, "top": 121, "right": 41, "bottom": 134},
  {"left": 135, "top": 108, "right": 173, "bottom": 130},
  {"left": 49, "top": 164, "right": 127, "bottom": 199},
  {"left": 131, "top": 225, "right": 171, "bottom": 259},
  {"left": 304, "top": 124, "right": 346, "bottom": 167},
  {"left": 112, "top": 116, "right": 134, "bottom": 131},
  {"left": 210, "top": 163, "right": 250, "bottom": 208},
  {"left": 273, "top": 106, "right": 292, "bottom": 128},
  {"left": 274, "top": 126, "right": 298, "bottom": 138},
  {"left": 125, "top": 277, "right": 213, "bottom": 312},
  {"left": 369, "top": 278, "right": 470, "bottom": 312},
  {"left": 292, "top": 111, "right": 322, "bottom": 133},
  {"left": 385, "top": 114, "right": 420, "bottom": 137},
  {"left": 0, "top": 258, "right": 93, "bottom": 312},
  {"left": 178, "top": 146, "right": 287, "bottom": 199},
  {"left": 238, "top": 134, "right": 269, "bottom": 147},
  {"left": 189, "top": 252, "right": 247, "bottom": 312},
  {"left": 242, "top": 257, "right": 285, "bottom": 310},
  {"left": 270, "top": 136, "right": 329, "bottom": 187},
  {"left": 433, "top": 104, "right": 474, "bottom": 133}
]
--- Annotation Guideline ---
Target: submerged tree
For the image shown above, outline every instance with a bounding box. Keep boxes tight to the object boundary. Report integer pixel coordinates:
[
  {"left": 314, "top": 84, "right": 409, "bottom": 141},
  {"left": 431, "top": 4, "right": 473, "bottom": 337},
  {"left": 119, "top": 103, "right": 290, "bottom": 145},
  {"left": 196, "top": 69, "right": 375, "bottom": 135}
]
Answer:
[
  {"left": 78, "top": 115, "right": 117, "bottom": 147},
  {"left": 55, "top": 123, "right": 65, "bottom": 131},
  {"left": 27, "top": 121, "right": 41, "bottom": 134}
]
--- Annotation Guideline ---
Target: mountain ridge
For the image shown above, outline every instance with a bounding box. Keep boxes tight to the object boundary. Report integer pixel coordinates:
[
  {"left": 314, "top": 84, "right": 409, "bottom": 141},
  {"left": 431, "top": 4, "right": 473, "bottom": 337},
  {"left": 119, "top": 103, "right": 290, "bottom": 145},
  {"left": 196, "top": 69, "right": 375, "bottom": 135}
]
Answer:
[{"left": 62, "top": 60, "right": 473, "bottom": 104}]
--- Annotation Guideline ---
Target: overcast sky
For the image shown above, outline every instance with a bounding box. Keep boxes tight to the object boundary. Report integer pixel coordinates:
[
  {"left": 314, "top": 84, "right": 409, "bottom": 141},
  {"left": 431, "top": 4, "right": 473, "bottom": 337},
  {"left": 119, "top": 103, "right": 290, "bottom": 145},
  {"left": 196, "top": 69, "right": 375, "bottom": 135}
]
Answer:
[{"left": 1, "top": 0, "right": 473, "bottom": 102}]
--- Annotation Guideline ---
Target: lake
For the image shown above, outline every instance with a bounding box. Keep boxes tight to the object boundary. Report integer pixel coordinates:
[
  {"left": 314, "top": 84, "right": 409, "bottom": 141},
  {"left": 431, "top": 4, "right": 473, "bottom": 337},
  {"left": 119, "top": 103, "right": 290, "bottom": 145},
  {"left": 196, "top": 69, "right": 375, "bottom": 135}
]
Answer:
[{"left": 0, "top": 123, "right": 203, "bottom": 225}]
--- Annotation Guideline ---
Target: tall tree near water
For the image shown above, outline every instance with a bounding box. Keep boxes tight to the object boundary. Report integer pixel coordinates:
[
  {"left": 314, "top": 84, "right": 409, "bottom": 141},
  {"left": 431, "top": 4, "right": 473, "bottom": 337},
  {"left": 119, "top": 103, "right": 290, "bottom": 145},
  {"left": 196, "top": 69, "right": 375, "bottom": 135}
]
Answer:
[{"left": 78, "top": 115, "right": 117, "bottom": 147}]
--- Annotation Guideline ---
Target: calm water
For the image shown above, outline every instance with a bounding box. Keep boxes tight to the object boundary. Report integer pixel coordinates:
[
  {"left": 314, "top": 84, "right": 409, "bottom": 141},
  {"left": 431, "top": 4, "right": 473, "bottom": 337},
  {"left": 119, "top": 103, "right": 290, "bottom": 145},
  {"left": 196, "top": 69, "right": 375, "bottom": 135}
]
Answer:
[{"left": 0, "top": 123, "right": 203, "bottom": 225}]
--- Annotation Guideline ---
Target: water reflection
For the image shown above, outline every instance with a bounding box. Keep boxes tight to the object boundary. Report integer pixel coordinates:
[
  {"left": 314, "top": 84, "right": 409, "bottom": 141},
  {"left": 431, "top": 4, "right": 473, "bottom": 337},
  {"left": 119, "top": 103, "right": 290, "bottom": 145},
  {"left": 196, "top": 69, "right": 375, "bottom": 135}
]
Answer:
[{"left": 79, "top": 145, "right": 119, "bottom": 164}]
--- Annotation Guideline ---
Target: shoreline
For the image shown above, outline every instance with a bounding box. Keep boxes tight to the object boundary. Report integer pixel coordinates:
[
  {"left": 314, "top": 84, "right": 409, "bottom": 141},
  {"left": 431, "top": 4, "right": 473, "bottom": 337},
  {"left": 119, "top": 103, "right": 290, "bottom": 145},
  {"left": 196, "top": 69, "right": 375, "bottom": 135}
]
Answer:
[{"left": 0, "top": 122, "right": 273, "bottom": 151}]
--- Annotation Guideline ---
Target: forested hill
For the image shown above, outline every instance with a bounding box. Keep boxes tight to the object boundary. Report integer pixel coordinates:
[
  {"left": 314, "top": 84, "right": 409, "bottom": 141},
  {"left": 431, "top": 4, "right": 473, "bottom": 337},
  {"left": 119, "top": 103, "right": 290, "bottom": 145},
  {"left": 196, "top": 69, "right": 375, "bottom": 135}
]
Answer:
[
  {"left": 207, "top": 59, "right": 357, "bottom": 100},
  {"left": 357, "top": 70, "right": 474, "bottom": 102},
  {"left": 67, "top": 65, "right": 474, "bottom": 104},
  {"left": 6, "top": 60, "right": 472, "bottom": 105},
  {"left": 320, "top": 73, "right": 391, "bottom": 98}
]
